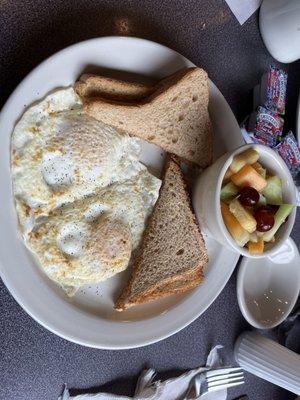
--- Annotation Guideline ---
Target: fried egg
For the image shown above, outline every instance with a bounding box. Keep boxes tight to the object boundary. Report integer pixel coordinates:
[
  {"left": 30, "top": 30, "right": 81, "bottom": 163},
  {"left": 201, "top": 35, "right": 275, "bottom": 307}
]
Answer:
[
  {"left": 11, "top": 88, "right": 161, "bottom": 291},
  {"left": 26, "top": 173, "right": 159, "bottom": 288},
  {"left": 11, "top": 88, "right": 145, "bottom": 234}
]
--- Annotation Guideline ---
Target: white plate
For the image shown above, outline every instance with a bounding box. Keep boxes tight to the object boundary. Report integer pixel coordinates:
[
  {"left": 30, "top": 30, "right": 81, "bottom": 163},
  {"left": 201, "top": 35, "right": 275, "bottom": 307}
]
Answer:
[{"left": 0, "top": 37, "right": 243, "bottom": 349}]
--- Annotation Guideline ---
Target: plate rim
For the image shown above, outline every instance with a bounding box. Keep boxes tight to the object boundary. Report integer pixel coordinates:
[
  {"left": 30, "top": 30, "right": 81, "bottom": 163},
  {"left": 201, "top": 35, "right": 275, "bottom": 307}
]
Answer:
[{"left": 0, "top": 36, "right": 241, "bottom": 349}]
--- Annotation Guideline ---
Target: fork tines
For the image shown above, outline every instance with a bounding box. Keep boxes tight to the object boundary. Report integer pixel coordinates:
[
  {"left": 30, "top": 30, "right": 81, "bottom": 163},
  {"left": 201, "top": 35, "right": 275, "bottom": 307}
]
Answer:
[{"left": 206, "top": 367, "right": 244, "bottom": 392}]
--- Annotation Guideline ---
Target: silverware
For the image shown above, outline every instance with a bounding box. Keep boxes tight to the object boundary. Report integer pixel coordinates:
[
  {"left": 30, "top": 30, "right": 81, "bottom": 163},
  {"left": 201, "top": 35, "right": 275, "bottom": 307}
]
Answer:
[
  {"left": 183, "top": 367, "right": 244, "bottom": 398},
  {"left": 205, "top": 367, "right": 244, "bottom": 393}
]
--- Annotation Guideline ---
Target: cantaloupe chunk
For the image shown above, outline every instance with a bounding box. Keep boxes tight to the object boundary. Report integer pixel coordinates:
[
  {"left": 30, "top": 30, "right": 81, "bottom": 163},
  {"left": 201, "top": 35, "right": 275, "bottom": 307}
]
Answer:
[
  {"left": 220, "top": 202, "right": 250, "bottom": 247},
  {"left": 230, "top": 149, "right": 259, "bottom": 173},
  {"left": 231, "top": 164, "right": 267, "bottom": 191},
  {"left": 247, "top": 240, "right": 264, "bottom": 255},
  {"left": 223, "top": 167, "right": 234, "bottom": 183}
]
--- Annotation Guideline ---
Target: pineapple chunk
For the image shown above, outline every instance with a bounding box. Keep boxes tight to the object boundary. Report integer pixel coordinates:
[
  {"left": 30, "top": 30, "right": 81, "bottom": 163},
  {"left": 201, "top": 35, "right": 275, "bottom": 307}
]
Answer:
[
  {"left": 223, "top": 167, "right": 234, "bottom": 183},
  {"left": 252, "top": 162, "right": 266, "bottom": 179},
  {"left": 231, "top": 164, "right": 267, "bottom": 192},
  {"left": 249, "top": 232, "right": 259, "bottom": 243},
  {"left": 220, "top": 202, "right": 250, "bottom": 247},
  {"left": 230, "top": 148, "right": 259, "bottom": 173},
  {"left": 229, "top": 198, "right": 257, "bottom": 233},
  {"left": 247, "top": 240, "right": 264, "bottom": 255}
]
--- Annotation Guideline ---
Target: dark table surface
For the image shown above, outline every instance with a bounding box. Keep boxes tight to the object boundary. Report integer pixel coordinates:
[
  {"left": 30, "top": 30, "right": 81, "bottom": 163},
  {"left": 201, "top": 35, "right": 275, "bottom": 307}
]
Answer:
[{"left": 0, "top": 1, "right": 299, "bottom": 399}]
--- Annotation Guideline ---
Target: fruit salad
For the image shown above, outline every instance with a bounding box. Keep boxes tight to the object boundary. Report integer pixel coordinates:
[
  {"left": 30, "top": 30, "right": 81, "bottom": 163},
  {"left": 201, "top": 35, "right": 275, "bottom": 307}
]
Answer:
[{"left": 220, "top": 148, "right": 294, "bottom": 255}]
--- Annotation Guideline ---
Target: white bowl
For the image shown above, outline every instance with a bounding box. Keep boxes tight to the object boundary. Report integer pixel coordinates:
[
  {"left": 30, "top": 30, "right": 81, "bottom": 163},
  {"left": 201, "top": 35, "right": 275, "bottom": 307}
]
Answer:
[
  {"left": 237, "top": 238, "right": 300, "bottom": 329},
  {"left": 193, "top": 144, "right": 297, "bottom": 258}
]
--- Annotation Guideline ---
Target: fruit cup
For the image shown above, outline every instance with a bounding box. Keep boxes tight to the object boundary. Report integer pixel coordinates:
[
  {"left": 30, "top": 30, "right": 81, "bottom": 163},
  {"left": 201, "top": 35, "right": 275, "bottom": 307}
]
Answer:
[{"left": 193, "top": 144, "right": 297, "bottom": 258}]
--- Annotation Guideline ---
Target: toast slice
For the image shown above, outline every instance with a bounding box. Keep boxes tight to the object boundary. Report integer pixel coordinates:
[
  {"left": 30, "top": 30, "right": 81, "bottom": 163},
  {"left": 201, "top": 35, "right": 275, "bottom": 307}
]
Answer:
[
  {"left": 84, "top": 68, "right": 213, "bottom": 168},
  {"left": 125, "top": 268, "right": 203, "bottom": 306},
  {"left": 75, "top": 74, "right": 154, "bottom": 102},
  {"left": 115, "top": 156, "right": 208, "bottom": 311}
]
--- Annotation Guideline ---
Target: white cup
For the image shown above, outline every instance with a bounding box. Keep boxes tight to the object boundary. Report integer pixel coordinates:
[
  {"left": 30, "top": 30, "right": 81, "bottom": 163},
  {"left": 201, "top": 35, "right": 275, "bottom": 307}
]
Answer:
[
  {"left": 260, "top": 0, "right": 300, "bottom": 64},
  {"left": 193, "top": 144, "right": 297, "bottom": 258}
]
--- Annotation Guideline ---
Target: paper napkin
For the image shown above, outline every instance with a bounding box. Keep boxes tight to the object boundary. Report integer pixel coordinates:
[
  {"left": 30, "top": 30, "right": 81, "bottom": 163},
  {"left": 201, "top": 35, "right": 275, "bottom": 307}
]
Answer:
[
  {"left": 224, "top": 0, "right": 262, "bottom": 25},
  {"left": 59, "top": 346, "right": 228, "bottom": 400}
]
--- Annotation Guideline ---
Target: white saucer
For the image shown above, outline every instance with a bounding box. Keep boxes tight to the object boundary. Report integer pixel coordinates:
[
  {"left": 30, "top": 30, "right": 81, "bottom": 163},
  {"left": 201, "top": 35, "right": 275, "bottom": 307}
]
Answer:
[{"left": 237, "top": 238, "right": 300, "bottom": 329}]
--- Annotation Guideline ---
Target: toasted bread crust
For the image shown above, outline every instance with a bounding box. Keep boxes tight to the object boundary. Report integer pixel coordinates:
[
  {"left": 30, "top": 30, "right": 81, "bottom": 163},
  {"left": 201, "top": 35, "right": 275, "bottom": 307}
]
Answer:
[
  {"left": 115, "top": 268, "right": 203, "bottom": 311},
  {"left": 75, "top": 74, "right": 154, "bottom": 102}
]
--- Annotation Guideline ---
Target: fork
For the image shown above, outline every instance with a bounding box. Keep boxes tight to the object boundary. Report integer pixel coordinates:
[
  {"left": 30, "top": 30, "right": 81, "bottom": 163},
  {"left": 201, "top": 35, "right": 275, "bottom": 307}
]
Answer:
[{"left": 183, "top": 367, "right": 244, "bottom": 398}]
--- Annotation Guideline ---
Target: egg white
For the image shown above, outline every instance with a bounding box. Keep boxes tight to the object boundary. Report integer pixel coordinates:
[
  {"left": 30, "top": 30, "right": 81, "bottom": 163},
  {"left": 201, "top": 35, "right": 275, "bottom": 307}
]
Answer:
[{"left": 26, "top": 172, "right": 160, "bottom": 288}]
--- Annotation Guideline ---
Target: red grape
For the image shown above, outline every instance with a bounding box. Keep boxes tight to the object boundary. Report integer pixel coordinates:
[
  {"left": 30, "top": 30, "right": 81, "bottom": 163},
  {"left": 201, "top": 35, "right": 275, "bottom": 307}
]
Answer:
[
  {"left": 256, "top": 205, "right": 274, "bottom": 214},
  {"left": 271, "top": 205, "right": 280, "bottom": 213},
  {"left": 239, "top": 186, "right": 259, "bottom": 207},
  {"left": 255, "top": 207, "right": 275, "bottom": 232}
]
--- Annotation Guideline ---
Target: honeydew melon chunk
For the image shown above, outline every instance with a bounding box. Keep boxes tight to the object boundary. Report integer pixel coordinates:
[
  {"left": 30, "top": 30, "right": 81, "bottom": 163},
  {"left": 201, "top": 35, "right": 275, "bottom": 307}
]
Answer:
[
  {"left": 257, "top": 194, "right": 267, "bottom": 206},
  {"left": 262, "top": 175, "right": 283, "bottom": 205},
  {"left": 220, "top": 182, "right": 239, "bottom": 201},
  {"left": 263, "top": 204, "right": 294, "bottom": 242}
]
